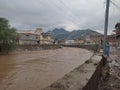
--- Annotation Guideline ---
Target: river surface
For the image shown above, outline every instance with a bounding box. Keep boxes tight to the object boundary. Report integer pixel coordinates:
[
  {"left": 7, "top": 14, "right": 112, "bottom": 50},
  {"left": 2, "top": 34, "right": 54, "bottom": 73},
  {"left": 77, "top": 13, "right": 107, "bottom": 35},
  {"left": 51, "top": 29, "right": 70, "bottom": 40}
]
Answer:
[{"left": 0, "top": 47, "right": 93, "bottom": 90}]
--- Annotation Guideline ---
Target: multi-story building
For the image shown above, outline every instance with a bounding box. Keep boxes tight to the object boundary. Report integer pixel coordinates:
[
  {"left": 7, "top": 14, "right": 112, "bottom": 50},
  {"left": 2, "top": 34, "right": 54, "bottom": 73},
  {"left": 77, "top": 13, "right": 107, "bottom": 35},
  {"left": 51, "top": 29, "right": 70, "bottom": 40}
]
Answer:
[
  {"left": 65, "top": 40, "right": 75, "bottom": 45},
  {"left": 74, "top": 38, "right": 84, "bottom": 44},
  {"left": 40, "top": 33, "right": 53, "bottom": 44},
  {"left": 18, "top": 32, "right": 40, "bottom": 45},
  {"left": 90, "top": 35, "right": 103, "bottom": 44},
  {"left": 107, "top": 35, "right": 116, "bottom": 46},
  {"left": 115, "top": 23, "right": 120, "bottom": 47},
  {"left": 18, "top": 28, "right": 53, "bottom": 45}
]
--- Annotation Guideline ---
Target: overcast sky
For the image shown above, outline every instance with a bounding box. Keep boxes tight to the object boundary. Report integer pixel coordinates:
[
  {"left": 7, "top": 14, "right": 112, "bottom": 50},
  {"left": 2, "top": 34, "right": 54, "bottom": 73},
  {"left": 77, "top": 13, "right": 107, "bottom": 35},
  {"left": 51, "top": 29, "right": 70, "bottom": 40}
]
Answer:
[{"left": 0, "top": 0, "right": 120, "bottom": 34}]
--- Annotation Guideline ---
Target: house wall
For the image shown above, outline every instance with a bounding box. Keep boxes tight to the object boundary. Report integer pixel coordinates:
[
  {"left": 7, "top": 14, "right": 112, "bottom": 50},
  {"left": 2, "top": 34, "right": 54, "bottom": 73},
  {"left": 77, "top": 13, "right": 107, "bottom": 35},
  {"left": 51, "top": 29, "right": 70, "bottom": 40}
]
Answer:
[
  {"left": 18, "top": 33, "right": 39, "bottom": 45},
  {"left": 40, "top": 36, "right": 53, "bottom": 44},
  {"left": 65, "top": 40, "right": 75, "bottom": 45},
  {"left": 18, "top": 28, "right": 53, "bottom": 45},
  {"left": 116, "top": 25, "right": 120, "bottom": 47},
  {"left": 117, "top": 37, "right": 120, "bottom": 47},
  {"left": 90, "top": 36, "right": 102, "bottom": 44},
  {"left": 74, "top": 39, "right": 84, "bottom": 44}
]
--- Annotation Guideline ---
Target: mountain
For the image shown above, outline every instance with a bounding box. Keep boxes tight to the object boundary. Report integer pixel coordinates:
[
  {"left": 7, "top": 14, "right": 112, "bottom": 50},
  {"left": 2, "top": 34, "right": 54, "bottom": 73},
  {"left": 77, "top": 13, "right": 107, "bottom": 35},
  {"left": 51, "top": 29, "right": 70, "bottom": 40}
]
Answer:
[
  {"left": 67, "top": 29, "right": 102, "bottom": 39},
  {"left": 48, "top": 28, "right": 70, "bottom": 39},
  {"left": 47, "top": 28, "right": 102, "bottom": 40}
]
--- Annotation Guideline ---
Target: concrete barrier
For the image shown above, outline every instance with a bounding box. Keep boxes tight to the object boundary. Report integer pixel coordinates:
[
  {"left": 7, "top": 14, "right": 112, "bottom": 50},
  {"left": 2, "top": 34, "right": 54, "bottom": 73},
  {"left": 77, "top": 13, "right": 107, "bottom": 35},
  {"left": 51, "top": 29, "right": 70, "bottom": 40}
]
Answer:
[{"left": 42, "top": 55, "right": 105, "bottom": 90}]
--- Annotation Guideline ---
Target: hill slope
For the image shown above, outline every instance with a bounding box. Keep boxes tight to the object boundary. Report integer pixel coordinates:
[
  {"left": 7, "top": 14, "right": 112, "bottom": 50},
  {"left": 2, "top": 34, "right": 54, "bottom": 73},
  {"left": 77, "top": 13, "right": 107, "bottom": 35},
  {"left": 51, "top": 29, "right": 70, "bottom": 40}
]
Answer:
[{"left": 47, "top": 28, "right": 102, "bottom": 40}]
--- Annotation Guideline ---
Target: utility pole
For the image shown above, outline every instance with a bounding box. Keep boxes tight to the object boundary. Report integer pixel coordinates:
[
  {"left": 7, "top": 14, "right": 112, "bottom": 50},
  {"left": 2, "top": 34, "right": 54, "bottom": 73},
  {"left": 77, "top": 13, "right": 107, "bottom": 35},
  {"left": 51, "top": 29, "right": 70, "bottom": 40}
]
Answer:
[{"left": 103, "top": 0, "right": 110, "bottom": 54}]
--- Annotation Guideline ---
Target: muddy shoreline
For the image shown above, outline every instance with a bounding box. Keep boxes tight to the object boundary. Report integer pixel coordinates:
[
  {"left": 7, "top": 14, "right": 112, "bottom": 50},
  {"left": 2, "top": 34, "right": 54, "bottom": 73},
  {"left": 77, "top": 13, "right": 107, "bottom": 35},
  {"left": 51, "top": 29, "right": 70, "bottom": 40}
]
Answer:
[{"left": 98, "top": 47, "right": 120, "bottom": 90}]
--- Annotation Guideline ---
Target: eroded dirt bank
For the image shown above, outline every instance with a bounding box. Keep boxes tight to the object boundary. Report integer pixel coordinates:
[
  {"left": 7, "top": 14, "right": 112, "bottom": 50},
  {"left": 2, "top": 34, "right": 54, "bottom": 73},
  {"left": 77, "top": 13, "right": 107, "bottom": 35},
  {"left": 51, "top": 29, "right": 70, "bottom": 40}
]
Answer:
[{"left": 98, "top": 47, "right": 120, "bottom": 90}]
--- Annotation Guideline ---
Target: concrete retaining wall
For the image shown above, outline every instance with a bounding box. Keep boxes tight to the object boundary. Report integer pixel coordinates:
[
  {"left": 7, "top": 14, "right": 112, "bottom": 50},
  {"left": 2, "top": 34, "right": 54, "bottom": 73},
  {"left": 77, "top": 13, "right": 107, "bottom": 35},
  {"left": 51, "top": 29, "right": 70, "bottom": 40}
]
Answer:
[
  {"left": 42, "top": 55, "right": 105, "bottom": 90},
  {"left": 18, "top": 44, "right": 98, "bottom": 51},
  {"left": 83, "top": 56, "right": 104, "bottom": 90},
  {"left": 18, "top": 44, "right": 61, "bottom": 50},
  {"left": 63, "top": 44, "right": 99, "bottom": 52}
]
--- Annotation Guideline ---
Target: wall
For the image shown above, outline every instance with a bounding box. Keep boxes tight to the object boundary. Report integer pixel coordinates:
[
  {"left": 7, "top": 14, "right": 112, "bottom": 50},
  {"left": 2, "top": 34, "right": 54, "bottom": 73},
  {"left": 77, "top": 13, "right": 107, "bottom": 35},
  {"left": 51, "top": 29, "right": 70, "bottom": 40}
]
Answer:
[
  {"left": 42, "top": 55, "right": 106, "bottom": 90},
  {"left": 18, "top": 33, "right": 39, "bottom": 45},
  {"left": 83, "top": 56, "right": 105, "bottom": 90},
  {"left": 18, "top": 44, "right": 61, "bottom": 51},
  {"left": 63, "top": 44, "right": 99, "bottom": 52}
]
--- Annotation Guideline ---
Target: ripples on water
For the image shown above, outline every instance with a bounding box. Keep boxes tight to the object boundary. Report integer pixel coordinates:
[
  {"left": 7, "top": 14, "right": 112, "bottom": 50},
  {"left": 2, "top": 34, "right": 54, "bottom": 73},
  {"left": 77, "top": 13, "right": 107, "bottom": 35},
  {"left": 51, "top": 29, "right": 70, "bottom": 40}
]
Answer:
[{"left": 0, "top": 47, "right": 92, "bottom": 90}]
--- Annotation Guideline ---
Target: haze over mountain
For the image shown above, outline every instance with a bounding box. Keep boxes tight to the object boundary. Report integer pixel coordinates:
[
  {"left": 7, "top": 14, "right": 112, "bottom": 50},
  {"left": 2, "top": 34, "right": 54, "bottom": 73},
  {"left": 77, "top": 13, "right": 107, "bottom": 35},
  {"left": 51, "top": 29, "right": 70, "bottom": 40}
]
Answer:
[{"left": 48, "top": 28, "right": 102, "bottom": 40}]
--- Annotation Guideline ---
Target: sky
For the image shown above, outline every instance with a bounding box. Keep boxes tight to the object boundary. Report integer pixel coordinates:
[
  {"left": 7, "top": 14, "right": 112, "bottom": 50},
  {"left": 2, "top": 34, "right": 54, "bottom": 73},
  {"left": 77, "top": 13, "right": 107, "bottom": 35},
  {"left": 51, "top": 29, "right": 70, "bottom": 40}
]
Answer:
[{"left": 0, "top": 0, "right": 120, "bottom": 34}]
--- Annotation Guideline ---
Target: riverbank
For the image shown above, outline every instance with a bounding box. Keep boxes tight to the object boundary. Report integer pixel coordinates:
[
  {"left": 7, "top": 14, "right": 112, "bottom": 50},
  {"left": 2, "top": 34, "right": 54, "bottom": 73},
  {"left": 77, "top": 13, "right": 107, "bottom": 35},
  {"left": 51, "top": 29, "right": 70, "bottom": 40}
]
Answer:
[
  {"left": 98, "top": 47, "right": 120, "bottom": 90},
  {"left": 0, "top": 44, "right": 99, "bottom": 55},
  {"left": 0, "top": 44, "right": 61, "bottom": 55},
  {"left": 42, "top": 54, "right": 103, "bottom": 90}
]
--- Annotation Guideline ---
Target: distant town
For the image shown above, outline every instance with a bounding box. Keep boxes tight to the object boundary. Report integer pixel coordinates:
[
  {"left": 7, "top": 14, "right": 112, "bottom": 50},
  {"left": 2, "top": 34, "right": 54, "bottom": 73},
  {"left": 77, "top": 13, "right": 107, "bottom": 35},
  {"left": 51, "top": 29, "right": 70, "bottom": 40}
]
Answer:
[
  {"left": 0, "top": 0, "right": 120, "bottom": 89},
  {"left": 17, "top": 25, "right": 120, "bottom": 48}
]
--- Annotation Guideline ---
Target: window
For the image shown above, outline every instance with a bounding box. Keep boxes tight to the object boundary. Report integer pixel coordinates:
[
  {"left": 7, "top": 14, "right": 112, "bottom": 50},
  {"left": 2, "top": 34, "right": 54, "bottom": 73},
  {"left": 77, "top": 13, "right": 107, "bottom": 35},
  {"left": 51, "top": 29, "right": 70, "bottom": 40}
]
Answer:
[{"left": 26, "top": 35, "right": 29, "bottom": 37}]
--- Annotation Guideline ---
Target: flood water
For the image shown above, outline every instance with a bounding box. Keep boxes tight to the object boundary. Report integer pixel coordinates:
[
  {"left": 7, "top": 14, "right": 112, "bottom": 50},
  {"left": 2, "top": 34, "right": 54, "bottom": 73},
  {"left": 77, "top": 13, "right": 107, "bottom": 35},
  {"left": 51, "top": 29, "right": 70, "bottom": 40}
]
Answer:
[{"left": 0, "top": 47, "right": 93, "bottom": 90}]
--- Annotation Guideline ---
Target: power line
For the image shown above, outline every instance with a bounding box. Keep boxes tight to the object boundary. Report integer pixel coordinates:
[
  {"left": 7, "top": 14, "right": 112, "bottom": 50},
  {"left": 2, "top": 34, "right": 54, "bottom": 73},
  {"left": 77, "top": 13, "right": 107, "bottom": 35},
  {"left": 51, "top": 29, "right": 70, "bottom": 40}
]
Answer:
[
  {"left": 58, "top": 0, "right": 81, "bottom": 26},
  {"left": 110, "top": 0, "right": 120, "bottom": 10},
  {"left": 110, "top": 0, "right": 120, "bottom": 23},
  {"left": 47, "top": 0, "right": 81, "bottom": 30}
]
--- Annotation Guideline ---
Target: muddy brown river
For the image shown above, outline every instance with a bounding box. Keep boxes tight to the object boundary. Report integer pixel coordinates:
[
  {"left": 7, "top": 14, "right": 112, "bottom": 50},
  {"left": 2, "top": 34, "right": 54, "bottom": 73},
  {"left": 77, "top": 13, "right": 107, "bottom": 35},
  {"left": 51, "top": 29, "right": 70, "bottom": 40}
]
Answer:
[{"left": 0, "top": 47, "right": 93, "bottom": 90}]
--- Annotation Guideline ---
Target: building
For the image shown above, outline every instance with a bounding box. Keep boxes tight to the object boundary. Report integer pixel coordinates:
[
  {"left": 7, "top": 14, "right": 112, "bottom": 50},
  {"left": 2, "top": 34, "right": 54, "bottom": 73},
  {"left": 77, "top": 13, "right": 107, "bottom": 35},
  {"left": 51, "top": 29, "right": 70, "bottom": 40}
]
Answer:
[
  {"left": 34, "top": 28, "right": 43, "bottom": 34},
  {"left": 34, "top": 28, "right": 53, "bottom": 44},
  {"left": 107, "top": 35, "right": 116, "bottom": 46},
  {"left": 18, "top": 32, "right": 40, "bottom": 45},
  {"left": 115, "top": 23, "right": 120, "bottom": 47},
  {"left": 40, "top": 33, "right": 53, "bottom": 44},
  {"left": 65, "top": 40, "right": 75, "bottom": 45},
  {"left": 69, "top": 35, "right": 103, "bottom": 45},
  {"left": 18, "top": 28, "right": 53, "bottom": 45},
  {"left": 74, "top": 38, "right": 84, "bottom": 44},
  {"left": 90, "top": 35, "right": 103, "bottom": 44}
]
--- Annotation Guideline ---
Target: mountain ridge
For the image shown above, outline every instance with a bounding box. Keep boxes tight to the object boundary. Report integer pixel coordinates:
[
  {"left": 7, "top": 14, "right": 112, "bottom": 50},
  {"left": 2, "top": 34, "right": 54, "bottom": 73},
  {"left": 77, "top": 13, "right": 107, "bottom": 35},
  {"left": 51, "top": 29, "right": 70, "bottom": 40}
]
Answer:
[{"left": 47, "top": 28, "right": 102, "bottom": 40}]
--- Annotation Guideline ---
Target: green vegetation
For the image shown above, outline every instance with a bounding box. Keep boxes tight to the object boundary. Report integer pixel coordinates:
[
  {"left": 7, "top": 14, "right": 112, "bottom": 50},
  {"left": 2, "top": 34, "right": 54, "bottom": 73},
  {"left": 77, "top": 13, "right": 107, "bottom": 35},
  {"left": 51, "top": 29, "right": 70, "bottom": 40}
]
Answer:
[{"left": 0, "top": 18, "right": 17, "bottom": 53}]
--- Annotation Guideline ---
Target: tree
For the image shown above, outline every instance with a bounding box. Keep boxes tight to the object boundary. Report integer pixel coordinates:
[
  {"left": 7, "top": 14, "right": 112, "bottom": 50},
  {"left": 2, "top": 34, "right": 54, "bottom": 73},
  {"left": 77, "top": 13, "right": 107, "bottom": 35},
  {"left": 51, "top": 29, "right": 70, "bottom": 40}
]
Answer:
[{"left": 0, "top": 18, "right": 17, "bottom": 53}]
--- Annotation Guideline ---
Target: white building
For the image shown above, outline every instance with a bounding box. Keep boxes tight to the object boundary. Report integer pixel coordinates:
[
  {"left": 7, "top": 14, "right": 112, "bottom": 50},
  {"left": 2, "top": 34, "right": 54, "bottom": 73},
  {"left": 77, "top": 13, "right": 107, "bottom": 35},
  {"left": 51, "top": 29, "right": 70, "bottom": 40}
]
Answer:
[{"left": 65, "top": 40, "right": 75, "bottom": 45}]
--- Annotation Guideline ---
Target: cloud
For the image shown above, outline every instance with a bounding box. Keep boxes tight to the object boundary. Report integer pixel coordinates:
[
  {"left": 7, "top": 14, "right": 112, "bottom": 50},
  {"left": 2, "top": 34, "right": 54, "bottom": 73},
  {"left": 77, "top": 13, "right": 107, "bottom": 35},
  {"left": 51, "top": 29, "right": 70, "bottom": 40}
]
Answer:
[{"left": 0, "top": 0, "right": 120, "bottom": 34}]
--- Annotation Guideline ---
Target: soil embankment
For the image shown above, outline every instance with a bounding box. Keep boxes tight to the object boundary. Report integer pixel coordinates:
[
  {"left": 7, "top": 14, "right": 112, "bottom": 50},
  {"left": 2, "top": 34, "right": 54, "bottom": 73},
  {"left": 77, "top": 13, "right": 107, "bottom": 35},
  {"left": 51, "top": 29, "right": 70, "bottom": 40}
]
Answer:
[
  {"left": 98, "top": 47, "right": 120, "bottom": 90},
  {"left": 43, "top": 54, "right": 103, "bottom": 90}
]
